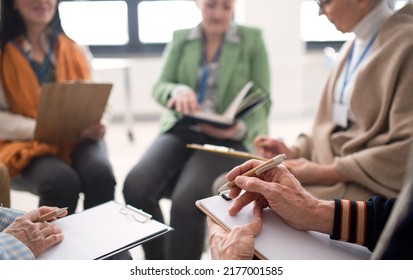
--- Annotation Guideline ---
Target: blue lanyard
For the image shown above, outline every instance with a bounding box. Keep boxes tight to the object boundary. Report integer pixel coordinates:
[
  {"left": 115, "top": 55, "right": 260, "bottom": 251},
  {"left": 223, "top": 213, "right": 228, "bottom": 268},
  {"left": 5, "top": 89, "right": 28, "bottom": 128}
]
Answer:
[
  {"left": 340, "top": 33, "right": 377, "bottom": 104},
  {"left": 11, "top": 34, "right": 57, "bottom": 85},
  {"left": 197, "top": 44, "right": 222, "bottom": 103}
]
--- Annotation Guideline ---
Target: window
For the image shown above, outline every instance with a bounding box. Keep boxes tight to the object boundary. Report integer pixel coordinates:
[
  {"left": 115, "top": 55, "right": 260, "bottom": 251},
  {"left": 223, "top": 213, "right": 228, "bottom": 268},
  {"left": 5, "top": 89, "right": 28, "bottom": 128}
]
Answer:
[
  {"left": 60, "top": 1, "right": 128, "bottom": 45},
  {"left": 59, "top": 1, "right": 410, "bottom": 56},
  {"left": 137, "top": 1, "right": 201, "bottom": 43},
  {"left": 301, "top": 0, "right": 409, "bottom": 50},
  {"left": 301, "top": 1, "right": 353, "bottom": 42},
  {"left": 59, "top": 0, "right": 201, "bottom": 57}
]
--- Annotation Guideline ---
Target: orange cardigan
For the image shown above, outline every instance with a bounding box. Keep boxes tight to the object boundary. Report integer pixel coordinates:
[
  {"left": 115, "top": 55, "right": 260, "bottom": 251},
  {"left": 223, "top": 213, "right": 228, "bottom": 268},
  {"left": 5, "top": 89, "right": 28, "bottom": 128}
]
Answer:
[{"left": 0, "top": 34, "right": 90, "bottom": 177}]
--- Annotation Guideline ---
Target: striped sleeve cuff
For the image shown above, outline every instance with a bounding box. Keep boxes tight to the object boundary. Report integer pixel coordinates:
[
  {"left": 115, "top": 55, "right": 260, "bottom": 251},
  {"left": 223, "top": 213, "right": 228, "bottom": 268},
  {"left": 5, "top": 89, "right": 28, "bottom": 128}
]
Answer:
[
  {"left": 0, "top": 207, "right": 25, "bottom": 231},
  {"left": 331, "top": 199, "right": 368, "bottom": 246}
]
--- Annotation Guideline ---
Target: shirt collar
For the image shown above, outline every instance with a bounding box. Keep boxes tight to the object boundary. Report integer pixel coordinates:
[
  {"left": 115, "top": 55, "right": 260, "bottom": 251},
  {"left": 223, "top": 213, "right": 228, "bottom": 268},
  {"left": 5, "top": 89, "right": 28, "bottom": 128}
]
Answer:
[
  {"left": 19, "top": 27, "right": 55, "bottom": 56},
  {"left": 352, "top": 1, "right": 394, "bottom": 41},
  {"left": 187, "top": 23, "right": 241, "bottom": 44}
]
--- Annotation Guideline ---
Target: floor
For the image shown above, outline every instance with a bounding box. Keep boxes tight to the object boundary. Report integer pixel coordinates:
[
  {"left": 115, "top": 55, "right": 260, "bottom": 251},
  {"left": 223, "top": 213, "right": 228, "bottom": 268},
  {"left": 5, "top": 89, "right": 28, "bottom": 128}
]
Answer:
[{"left": 10, "top": 116, "right": 313, "bottom": 260}]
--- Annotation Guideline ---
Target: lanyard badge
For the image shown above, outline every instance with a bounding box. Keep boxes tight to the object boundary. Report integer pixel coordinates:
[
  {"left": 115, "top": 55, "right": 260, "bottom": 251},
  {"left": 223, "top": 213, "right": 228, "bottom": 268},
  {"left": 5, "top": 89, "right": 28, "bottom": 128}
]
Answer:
[
  {"left": 197, "top": 44, "right": 222, "bottom": 103},
  {"left": 333, "top": 33, "right": 377, "bottom": 128}
]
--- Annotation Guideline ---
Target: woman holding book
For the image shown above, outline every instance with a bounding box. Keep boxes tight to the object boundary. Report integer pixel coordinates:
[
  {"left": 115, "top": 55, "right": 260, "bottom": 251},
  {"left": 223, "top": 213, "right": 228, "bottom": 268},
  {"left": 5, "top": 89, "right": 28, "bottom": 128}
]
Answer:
[
  {"left": 0, "top": 0, "right": 116, "bottom": 214},
  {"left": 123, "top": 0, "right": 271, "bottom": 259}
]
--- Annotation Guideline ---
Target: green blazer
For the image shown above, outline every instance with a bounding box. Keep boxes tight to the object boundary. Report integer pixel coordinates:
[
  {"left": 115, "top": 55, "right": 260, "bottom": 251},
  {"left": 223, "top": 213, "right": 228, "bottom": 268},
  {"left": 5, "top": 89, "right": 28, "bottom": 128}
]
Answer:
[{"left": 152, "top": 24, "right": 271, "bottom": 150}]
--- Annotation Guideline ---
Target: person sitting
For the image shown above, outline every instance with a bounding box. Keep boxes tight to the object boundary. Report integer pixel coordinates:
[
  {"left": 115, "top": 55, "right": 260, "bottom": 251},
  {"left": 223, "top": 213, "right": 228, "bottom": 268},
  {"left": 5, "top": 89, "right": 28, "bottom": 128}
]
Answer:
[
  {"left": 123, "top": 0, "right": 271, "bottom": 260},
  {"left": 0, "top": 0, "right": 116, "bottom": 214},
  {"left": 215, "top": 0, "right": 413, "bottom": 202}
]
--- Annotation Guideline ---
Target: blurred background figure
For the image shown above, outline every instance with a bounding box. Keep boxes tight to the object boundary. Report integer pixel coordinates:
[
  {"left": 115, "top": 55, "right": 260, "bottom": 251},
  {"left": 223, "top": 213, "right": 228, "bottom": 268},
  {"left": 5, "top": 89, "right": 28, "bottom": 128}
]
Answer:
[
  {"left": 0, "top": 0, "right": 116, "bottom": 214},
  {"left": 123, "top": 0, "right": 271, "bottom": 259}
]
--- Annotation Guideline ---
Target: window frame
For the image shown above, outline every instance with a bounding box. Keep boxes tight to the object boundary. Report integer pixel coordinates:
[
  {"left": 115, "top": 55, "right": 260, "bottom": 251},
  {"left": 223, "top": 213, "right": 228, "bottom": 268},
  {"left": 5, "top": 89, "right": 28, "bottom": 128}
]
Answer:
[
  {"left": 60, "top": 0, "right": 409, "bottom": 57},
  {"left": 304, "top": 0, "right": 409, "bottom": 51},
  {"left": 60, "top": 0, "right": 183, "bottom": 57}
]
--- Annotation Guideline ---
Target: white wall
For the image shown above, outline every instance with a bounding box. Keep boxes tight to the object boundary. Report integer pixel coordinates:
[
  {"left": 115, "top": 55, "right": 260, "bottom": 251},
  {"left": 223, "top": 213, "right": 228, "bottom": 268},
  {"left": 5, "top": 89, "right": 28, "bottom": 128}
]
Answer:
[{"left": 93, "top": 0, "right": 330, "bottom": 124}]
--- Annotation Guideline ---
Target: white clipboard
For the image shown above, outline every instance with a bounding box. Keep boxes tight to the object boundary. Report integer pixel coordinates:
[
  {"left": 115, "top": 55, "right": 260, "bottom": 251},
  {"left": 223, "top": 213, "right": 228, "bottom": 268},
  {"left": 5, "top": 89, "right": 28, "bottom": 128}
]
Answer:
[
  {"left": 196, "top": 195, "right": 372, "bottom": 260},
  {"left": 37, "top": 201, "right": 172, "bottom": 260}
]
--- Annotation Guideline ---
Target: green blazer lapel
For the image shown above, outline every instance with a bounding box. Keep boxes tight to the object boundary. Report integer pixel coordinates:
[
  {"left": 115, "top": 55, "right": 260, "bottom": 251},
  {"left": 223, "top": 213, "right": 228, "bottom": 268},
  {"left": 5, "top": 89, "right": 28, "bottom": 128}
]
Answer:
[
  {"left": 181, "top": 39, "right": 202, "bottom": 89},
  {"left": 218, "top": 42, "right": 240, "bottom": 112}
]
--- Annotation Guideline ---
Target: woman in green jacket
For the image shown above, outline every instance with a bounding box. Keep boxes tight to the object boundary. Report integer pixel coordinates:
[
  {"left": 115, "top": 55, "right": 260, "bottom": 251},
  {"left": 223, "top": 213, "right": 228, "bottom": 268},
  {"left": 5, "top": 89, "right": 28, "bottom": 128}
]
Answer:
[{"left": 123, "top": 0, "right": 271, "bottom": 259}]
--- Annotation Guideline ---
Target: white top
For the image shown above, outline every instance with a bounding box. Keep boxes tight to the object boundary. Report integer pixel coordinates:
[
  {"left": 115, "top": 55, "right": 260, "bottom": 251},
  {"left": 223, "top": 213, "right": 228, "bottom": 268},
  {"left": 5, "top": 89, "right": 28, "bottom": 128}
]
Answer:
[{"left": 333, "top": 1, "right": 393, "bottom": 122}]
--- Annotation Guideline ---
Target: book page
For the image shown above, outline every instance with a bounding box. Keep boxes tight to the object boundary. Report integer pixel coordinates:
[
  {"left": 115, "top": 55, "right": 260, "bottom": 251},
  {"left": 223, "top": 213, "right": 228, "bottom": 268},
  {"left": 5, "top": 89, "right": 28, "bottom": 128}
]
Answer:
[
  {"left": 235, "top": 89, "right": 269, "bottom": 117},
  {"left": 182, "top": 81, "right": 254, "bottom": 127},
  {"left": 222, "top": 81, "right": 254, "bottom": 119}
]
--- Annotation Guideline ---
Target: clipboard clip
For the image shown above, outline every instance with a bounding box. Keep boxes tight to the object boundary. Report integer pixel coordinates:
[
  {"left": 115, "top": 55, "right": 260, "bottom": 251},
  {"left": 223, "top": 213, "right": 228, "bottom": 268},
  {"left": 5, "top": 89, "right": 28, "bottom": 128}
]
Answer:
[{"left": 120, "top": 204, "right": 152, "bottom": 223}]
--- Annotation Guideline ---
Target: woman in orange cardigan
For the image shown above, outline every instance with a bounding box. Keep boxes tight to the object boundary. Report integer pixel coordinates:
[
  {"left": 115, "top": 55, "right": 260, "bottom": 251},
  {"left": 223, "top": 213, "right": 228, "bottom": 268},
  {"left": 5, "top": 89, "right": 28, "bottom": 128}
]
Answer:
[{"left": 0, "top": 0, "right": 116, "bottom": 214}]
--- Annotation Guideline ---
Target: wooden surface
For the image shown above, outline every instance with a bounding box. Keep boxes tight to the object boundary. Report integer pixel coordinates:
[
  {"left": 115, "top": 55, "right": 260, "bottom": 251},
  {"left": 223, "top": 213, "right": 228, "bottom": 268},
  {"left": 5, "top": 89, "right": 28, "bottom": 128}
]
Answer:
[
  {"left": 34, "top": 82, "right": 112, "bottom": 144},
  {"left": 186, "top": 143, "right": 266, "bottom": 161}
]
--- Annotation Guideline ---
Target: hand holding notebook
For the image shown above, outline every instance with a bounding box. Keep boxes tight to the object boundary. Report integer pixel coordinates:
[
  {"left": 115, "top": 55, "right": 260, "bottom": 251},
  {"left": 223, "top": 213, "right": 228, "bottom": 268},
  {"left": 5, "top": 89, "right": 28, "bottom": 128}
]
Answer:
[
  {"left": 34, "top": 81, "right": 112, "bottom": 145},
  {"left": 182, "top": 81, "right": 269, "bottom": 128}
]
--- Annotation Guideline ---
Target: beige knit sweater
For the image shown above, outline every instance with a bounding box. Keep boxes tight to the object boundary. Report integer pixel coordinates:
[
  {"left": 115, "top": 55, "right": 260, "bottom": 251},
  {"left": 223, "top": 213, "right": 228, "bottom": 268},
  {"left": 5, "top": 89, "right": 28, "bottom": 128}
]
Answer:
[{"left": 296, "top": 4, "right": 413, "bottom": 200}]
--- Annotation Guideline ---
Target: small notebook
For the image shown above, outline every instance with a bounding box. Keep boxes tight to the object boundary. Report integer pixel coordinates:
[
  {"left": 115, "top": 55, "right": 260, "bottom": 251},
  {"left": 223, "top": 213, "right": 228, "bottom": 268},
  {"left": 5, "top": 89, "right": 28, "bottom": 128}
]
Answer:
[
  {"left": 196, "top": 195, "right": 372, "bottom": 260},
  {"left": 182, "top": 81, "right": 269, "bottom": 128},
  {"left": 34, "top": 82, "right": 112, "bottom": 145},
  {"left": 37, "top": 201, "right": 172, "bottom": 260}
]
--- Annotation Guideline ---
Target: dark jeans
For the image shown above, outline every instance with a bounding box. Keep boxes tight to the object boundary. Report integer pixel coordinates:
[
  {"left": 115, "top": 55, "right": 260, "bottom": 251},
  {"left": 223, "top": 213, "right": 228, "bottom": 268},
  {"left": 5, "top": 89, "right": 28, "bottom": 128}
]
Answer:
[
  {"left": 123, "top": 123, "right": 246, "bottom": 259},
  {"left": 12, "top": 140, "right": 116, "bottom": 214}
]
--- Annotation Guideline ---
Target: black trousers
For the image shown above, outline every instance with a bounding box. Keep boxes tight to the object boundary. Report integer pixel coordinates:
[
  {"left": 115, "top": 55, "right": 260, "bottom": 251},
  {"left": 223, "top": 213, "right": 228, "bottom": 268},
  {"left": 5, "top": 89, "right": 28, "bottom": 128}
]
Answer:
[
  {"left": 123, "top": 123, "right": 246, "bottom": 259},
  {"left": 13, "top": 140, "right": 116, "bottom": 214}
]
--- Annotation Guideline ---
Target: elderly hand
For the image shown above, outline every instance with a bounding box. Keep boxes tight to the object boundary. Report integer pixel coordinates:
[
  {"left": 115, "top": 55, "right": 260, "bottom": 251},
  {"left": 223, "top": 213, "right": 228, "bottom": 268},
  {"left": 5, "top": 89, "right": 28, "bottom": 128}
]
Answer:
[
  {"left": 253, "top": 135, "right": 297, "bottom": 159},
  {"left": 285, "top": 158, "right": 348, "bottom": 185},
  {"left": 4, "top": 206, "right": 67, "bottom": 257},
  {"left": 226, "top": 160, "right": 334, "bottom": 234},
  {"left": 207, "top": 201, "right": 263, "bottom": 260},
  {"left": 81, "top": 122, "right": 106, "bottom": 141},
  {"left": 167, "top": 89, "right": 200, "bottom": 115}
]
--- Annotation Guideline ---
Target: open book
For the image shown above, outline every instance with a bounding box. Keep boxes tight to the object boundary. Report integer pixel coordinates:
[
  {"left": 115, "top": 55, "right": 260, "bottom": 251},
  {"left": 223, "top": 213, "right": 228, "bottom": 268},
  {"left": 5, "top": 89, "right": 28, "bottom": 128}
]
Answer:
[
  {"left": 197, "top": 195, "right": 372, "bottom": 260},
  {"left": 34, "top": 81, "right": 112, "bottom": 145},
  {"left": 183, "top": 81, "right": 269, "bottom": 128}
]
